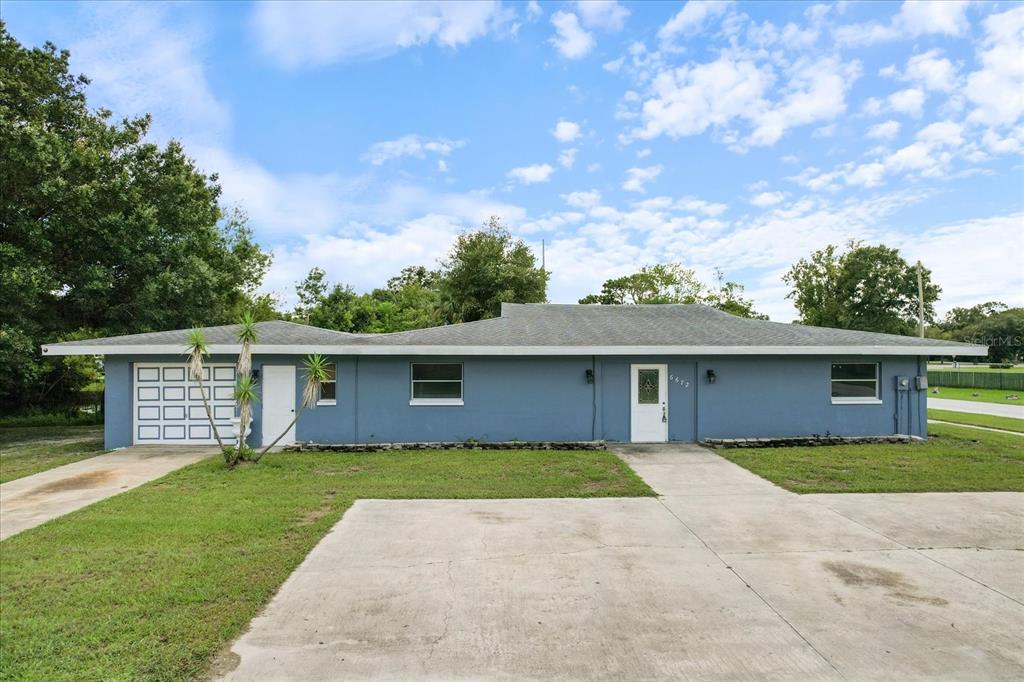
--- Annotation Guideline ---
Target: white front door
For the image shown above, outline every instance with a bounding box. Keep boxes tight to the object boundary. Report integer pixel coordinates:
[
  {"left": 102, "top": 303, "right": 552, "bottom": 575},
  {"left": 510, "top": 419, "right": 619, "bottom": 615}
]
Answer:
[
  {"left": 630, "top": 364, "right": 668, "bottom": 443},
  {"left": 262, "top": 365, "right": 297, "bottom": 447}
]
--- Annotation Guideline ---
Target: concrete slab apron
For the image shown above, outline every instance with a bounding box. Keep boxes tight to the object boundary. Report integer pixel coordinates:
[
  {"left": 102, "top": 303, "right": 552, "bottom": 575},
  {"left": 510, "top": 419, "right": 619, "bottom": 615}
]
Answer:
[
  {"left": 0, "top": 446, "right": 214, "bottom": 540},
  {"left": 223, "top": 499, "right": 838, "bottom": 681}
]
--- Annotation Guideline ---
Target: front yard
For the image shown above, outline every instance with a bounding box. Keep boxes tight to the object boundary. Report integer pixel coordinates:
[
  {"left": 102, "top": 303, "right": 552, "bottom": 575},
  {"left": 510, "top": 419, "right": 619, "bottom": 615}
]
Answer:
[
  {"left": 928, "top": 409, "right": 1024, "bottom": 433},
  {"left": 0, "top": 425, "right": 105, "bottom": 484},
  {"left": 929, "top": 386, "right": 1023, "bottom": 405},
  {"left": 719, "top": 422, "right": 1024, "bottom": 494},
  {"left": 0, "top": 446, "right": 652, "bottom": 681}
]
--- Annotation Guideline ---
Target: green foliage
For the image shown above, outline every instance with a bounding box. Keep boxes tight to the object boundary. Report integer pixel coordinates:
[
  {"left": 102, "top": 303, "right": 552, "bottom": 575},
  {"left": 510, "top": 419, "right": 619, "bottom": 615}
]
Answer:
[
  {"left": 437, "top": 216, "right": 548, "bottom": 322},
  {"left": 579, "top": 264, "right": 767, "bottom": 319},
  {"left": 288, "top": 219, "right": 547, "bottom": 331},
  {"left": 783, "top": 240, "right": 940, "bottom": 334},
  {"left": 935, "top": 305, "right": 1023, "bottom": 363},
  {"left": 0, "top": 26, "right": 270, "bottom": 411}
]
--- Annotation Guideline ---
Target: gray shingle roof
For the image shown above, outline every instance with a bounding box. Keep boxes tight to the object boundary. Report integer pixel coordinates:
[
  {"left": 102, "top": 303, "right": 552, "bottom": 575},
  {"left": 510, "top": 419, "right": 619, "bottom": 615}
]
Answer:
[{"left": 42, "top": 304, "right": 986, "bottom": 355}]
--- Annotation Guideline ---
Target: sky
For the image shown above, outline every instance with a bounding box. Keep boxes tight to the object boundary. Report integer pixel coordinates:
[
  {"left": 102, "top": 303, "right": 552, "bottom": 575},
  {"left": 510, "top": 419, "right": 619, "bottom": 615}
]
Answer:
[{"left": 6, "top": 0, "right": 1023, "bottom": 321}]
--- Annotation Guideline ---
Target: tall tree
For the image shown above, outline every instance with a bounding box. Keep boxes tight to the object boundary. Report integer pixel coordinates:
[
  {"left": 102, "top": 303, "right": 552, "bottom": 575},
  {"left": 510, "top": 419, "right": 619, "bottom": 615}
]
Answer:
[
  {"left": 783, "top": 241, "right": 940, "bottom": 335},
  {"left": 0, "top": 25, "right": 270, "bottom": 410},
  {"left": 436, "top": 217, "right": 548, "bottom": 323},
  {"left": 579, "top": 264, "right": 767, "bottom": 319}
]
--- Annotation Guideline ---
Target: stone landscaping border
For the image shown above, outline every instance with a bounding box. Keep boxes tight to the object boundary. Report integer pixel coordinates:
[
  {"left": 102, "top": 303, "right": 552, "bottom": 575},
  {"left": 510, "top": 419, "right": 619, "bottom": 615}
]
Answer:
[
  {"left": 284, "top": 440, "right": 607, "bottom": 452},
  {"left": 703, "top": 435, "right": 920, "bottom": 448}
]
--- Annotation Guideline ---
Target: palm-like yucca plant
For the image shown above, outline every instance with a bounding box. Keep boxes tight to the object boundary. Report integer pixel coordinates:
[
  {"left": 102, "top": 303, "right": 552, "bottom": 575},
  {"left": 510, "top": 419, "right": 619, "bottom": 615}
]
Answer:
[
  {"left": 254, "top": 353, "right": 330, "bottom": 462},
  {"left": 229, "top": 374, "right": 259, "bottom": 466},
  {"left": 184, "top": 328, "right": 226, "bottom": 452},
  {"left": 235, "top": 312, "right": 258, "bottom": 451},
  {"left": 236, "top": 311, "right": 257, "bottom": 376}
]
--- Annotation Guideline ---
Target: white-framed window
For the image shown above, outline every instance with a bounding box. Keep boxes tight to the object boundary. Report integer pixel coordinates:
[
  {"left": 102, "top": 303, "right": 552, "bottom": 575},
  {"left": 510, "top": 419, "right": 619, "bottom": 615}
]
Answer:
[
  {"left": 318, "top": 363, "right": 337, "bottom": 405},
  {"left": 831, "top": 362, "right": 881, "bottom": 404},
  {"left": 410, "top": 363, "right": 463, "bottom": 405}
]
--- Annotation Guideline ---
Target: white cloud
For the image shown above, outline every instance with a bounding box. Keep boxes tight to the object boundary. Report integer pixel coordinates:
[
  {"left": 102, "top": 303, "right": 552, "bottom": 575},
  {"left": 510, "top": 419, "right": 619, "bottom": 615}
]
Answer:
[
  {"left": 562, "top": 190, "right": 603, "bottom": 208},
  {"left": 552, "top": 119, "right": 582, "bottom": 142},
  {"left": 437, "top": 159, "right": 449, "bottom": 173},
  {"left": 916, "top": 121, "right": 963, "bottom": 148},
  {"left": 893, "top": 213, "right": 1024, "bottom": 314},
  {"left": 636, "top": 148, "right": 651, "bottom": 158},
  {"left": 526, "top": 1, "right": 543, "bottom": 20},
  {"left": 558, "top": 148, "right": 578, "bottom": 168},
  {"left": 750, "top": 191, "right": 785, "bottom": 207},
  {"left": 624, "top": 53, "right": 860, "bottom": 150},
  {"left": 252, "top": 0, "right": 510, "bottom": 68},
  {"left": 888, "top": 88, "right": 926, "bottom": 117},
  {"left": 519, "top": 211, "right": 586, "bottom": 234},
  {"left": 903, "top": 50, "right": 959, "bottom": 92},
  {"left": 361, "top": 135, "right": 465, "bottom": 165},
  {"left": 622, "top": 165, "right": 663, "bottom": 193},
  {"left": 575, "top": 1, "right": 630, "bottom": 31},
  {"left": 68, "top": 3, "right": 228, "bottom": 147},
  {"left": 507, "top": 163, "right": 555, "bottom": 184},
  {"left": 965, "top": 6, "right": 1024, "bottom": 127},
  {"left": 835, "top": 0, "right": 971, "bottom": 46},
  {"left": 867, "top": 120, "right": 901, "bottom": 140},
  {"left": 549, "top": 11, "right": 594, "bottom": 59},
  {"left": 658, "top": 1, "right": 732, "bottom": 46}
]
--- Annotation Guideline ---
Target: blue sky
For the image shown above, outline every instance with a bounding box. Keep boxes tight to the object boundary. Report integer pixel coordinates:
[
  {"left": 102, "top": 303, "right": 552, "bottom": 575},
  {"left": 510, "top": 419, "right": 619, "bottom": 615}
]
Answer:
[{"left": 7, "top": 0, "right": 1023, "bottom": 320}]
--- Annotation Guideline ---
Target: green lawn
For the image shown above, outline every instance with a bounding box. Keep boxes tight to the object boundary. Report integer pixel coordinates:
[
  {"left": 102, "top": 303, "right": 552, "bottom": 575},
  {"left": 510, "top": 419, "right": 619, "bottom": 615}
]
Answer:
[
  {"left": 928, "top": 386, "right": 1024, "bottom": 405},
  {"left": 928, "top": 409, "right": 1024, "bottom": 433},
  {"left": 0, "top": 425, "right": 106, "bottom": 484},
  {"left": 719, "top": 423, "right": 1024, "bottom": 494},
  {"left": 929, "top": 364, "right": 1024, "bottom": 373},
  {"left": 0, "top": 447, "right": 652, "bottom": 681}
]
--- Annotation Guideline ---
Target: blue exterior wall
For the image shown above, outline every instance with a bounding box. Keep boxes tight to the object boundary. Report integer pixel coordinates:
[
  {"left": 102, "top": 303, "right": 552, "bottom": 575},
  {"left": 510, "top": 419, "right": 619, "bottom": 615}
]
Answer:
[{"left": 102, "top": 353, "right": 929, "bottom": 448}]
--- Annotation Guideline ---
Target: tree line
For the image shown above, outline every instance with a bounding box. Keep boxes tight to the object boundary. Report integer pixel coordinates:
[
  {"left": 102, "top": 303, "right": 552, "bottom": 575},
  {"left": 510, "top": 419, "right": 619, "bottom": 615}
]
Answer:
[{"left": 1, "top": 26, "right": 1018, "bottom": 414}]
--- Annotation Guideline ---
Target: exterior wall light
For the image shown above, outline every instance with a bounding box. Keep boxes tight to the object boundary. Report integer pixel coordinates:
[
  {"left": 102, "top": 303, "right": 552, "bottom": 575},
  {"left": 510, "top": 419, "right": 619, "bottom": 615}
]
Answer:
[
  {"left": 706, "top": 369, "right": 716, "bottom": 384},
  {"left": 585, "top": 369, "right": 595, "bottom": 384},
  {"left": 251, "top": 369, "right": 260, "bottom": 381}
]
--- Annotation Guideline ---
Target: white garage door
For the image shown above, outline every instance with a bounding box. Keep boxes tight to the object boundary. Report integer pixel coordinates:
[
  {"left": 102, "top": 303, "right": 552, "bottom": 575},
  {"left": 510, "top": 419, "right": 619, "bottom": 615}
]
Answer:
[{"left": 133, "top": 363, "right": 237, "bottom": 444}]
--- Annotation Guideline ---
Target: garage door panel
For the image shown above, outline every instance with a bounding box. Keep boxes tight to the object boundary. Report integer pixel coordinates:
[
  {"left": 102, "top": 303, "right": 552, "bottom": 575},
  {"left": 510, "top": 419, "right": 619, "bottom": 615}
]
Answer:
[{"left": 133, "top": 363, "right": 237, "bottom": 445}]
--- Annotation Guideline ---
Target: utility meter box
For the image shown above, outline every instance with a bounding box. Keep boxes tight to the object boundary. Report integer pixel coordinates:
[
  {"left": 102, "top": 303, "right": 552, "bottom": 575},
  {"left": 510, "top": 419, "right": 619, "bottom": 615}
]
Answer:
[
  {"left": 896, "top": 376, "right": 911, "bottom": 391},
  {"left": 915, "top": 375, "right": 928, "bottom": 390}
]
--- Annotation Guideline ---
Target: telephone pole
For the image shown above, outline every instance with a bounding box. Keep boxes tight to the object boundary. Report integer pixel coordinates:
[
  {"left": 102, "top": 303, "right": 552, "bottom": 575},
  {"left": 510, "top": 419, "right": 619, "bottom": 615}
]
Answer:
[{"left": 916, "top": 261, "right": 925, "bottom": 338}]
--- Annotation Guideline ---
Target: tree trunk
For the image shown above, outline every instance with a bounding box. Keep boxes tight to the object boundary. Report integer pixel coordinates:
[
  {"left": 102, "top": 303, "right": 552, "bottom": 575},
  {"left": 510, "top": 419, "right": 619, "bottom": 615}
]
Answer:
[
  {"left": 253, "top": 412, "right": 300, "bottom": 463},
  {"left": 194, "top": 375, "right": 227, "bottom": 454}
]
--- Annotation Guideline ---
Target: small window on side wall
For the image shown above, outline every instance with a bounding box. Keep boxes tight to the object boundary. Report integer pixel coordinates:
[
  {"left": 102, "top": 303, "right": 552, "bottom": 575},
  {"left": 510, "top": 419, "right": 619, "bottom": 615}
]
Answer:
[
  {"left": 410, "top": 363, "right": 463, "bottom": 405},
  {"left": 318, "top": 363, "right": 337, "bottom": 404},
  {"left": 831, "top": 362, "right": 880, "bottom": 404}
]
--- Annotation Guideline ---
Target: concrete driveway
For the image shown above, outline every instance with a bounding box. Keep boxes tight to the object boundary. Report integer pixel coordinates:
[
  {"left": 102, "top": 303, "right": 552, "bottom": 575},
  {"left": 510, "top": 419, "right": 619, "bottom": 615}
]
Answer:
[
  {"left": 0, "top": 445, "right": 214, "bottom": 540},
  {"left": 221, "top": 444, "right": 1024, "bottom": 681},
  {"left": 930, "top": 397, "right": 1024, "bottom": 418}
]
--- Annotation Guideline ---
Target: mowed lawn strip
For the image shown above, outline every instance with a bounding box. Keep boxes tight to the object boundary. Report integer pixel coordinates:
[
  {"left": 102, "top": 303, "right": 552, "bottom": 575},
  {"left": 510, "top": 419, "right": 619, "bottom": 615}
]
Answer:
[
  {"left": 0, "top": 448, "right": 653, "bottom": 681},
  {"left": 929, "top": 387, "right": 1024, "bottom": 405},
  {"left": 718, "top": 423, "right": 1024, "bottom": 494},
  {"left": 928, "top": 409, "right": 1024, "bottom": 434},
  {"left": 0, "top": 425, "right": 106, "bottom": 484}
]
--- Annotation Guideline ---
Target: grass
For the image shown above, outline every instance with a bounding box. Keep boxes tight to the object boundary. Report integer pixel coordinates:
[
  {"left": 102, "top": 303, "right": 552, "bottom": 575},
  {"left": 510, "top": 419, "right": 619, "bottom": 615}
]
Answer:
[
  {"left": 928, "top": 364, "right": 1024, "bottom": 373},
  {"left": 0, "top": 447, "right": 652, "bottom": 681},
  {"left": 718, "top": 422, "right": 1024, "bottom": 494},
  {"left": 0, "top": 425, "right": 106, "bottom": 484},
  {"left": 928, "top": 409, "right": 1024, "bottom": 433},
  {"left": 928, "top": 386, "right": 1024, "bottom": 405}
]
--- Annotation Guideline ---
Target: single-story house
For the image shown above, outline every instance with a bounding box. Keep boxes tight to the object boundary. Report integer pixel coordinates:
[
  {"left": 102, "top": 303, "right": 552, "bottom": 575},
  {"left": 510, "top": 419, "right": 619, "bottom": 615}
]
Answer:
[{"left": 43, "top": 303, "right": 986, "bottom": 449}]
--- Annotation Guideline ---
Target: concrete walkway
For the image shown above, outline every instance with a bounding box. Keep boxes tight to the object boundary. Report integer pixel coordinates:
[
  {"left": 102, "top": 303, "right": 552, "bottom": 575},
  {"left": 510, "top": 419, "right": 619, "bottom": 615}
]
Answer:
[
  {"left": 930, "top": 397, "right": 1024, "bottom": 418},
  {"left": 220, "top": 444, "right": 1023, "bottom": 681},
  {"left": 928, "top": 418, "right": 1024, "bottom": 436},
  {"left": 0, "top": 446, "right": 214, "bottom": 540}
]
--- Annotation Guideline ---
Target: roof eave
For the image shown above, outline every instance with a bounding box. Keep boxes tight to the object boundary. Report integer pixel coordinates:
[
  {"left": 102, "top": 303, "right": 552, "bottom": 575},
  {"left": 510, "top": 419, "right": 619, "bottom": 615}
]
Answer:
[{"left": 41, "top": 343, "right": 989, "bottom": 357}]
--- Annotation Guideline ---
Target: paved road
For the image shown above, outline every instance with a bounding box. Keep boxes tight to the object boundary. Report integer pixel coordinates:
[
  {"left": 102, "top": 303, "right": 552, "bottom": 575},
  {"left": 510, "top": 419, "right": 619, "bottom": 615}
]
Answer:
[
  {"left": 0, "top": 446, "right": 214, "bottom": 540},
  {"left": 220, "top": 444, "right": 1023, "bottom": 681},
  {"left": 929, "top": 397, "right": 1024, "bottom": 419}
]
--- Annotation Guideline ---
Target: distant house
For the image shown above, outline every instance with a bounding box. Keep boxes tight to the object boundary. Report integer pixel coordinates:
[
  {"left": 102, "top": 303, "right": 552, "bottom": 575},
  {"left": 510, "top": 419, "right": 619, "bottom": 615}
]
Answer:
[{"left": 44, "top": 304, "right": 986, "bottom": 448}]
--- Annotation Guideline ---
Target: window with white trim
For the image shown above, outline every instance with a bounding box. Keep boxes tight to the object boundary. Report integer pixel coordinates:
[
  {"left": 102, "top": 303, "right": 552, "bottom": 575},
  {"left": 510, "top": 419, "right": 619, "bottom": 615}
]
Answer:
[
  {"left": 831, "top": 362, "right": 880, "bottom": 403},
  {"left": 318, "top": 363, "right": 336, "bottom": 404},
  {"left": 410, "top": 363, "right": 463, "bottom": 405}
]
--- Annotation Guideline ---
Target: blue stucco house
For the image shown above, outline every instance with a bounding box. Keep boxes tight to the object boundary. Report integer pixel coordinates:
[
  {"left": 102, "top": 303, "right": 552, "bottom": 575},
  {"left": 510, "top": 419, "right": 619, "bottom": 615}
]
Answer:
[{"left": 43, "top": 304, "right": 986, "bottom": 449}]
